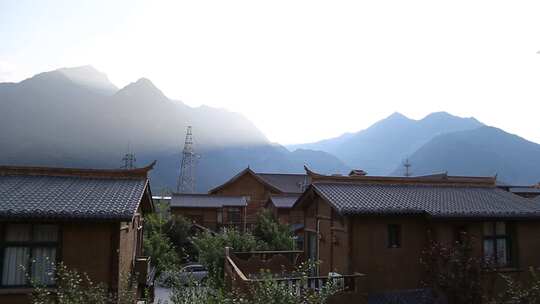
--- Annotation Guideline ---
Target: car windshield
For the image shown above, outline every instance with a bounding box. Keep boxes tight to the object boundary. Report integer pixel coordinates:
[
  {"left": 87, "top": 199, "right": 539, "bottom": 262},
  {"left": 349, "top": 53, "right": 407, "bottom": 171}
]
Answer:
[{"left": 184, "top": 265, "right": 205, "bottom": 272}]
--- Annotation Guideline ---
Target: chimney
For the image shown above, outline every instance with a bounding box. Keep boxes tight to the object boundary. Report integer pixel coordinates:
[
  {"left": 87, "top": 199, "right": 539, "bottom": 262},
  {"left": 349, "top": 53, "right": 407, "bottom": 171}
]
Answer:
[{"left": 349, "top": 169, "right": 368, "bottom": 177}]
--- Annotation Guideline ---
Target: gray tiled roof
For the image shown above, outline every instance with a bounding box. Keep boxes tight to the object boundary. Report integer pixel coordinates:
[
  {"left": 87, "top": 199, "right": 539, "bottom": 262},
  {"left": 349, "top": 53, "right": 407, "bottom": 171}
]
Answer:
[
  {"left": 312, "top": 182, "right": 540, "bottom": 218},
  {"left": 268, "top": 195, "right": 300, "bottom": 208},
  {"left": 0, "top": 175, "right": 147, "bottom": 220},
  {"left": 171, "top": 194, "right": 247, "bottom": 208},
  {"left": 256, "top": 173, "right": 308, "bottom": 193},
  {"left": 509, "top": 187, "right": 540, "bottom": 194}
]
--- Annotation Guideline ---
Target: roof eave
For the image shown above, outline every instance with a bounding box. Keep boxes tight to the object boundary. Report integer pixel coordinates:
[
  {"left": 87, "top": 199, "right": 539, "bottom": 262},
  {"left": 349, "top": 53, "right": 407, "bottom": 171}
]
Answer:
[{"left": 208, "top": 167, "right": 283, "bottom": 194}]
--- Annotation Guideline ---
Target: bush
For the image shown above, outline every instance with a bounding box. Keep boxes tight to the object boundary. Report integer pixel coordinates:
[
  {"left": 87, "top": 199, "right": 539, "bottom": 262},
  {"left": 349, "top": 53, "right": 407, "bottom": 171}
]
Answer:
[
  {"left": 238, "top": 268, "right": 339, "bottom": 304},
  {"left": 144, "top": 228, "right": 181, "bottom": 276},
  {"left": 252, "top": 210, "right": 296, "bottom": 251},
  {"left": 169, "top": 262, "right": 340, "bottom": 304},
  {"left": 192, "top": 229, "right": 262, "bottom": 287},
  {"left": 164, "top": 215, "right": 197, "bottom": 262},
  {"left": 421, "top": 233, "right": 488, "bottom": 304},
  {"left": 488, "top": 267, "right": 540, "bottom": 304},
  {"left": 31, "top": 262, "right": 144, "bottom": 304}
]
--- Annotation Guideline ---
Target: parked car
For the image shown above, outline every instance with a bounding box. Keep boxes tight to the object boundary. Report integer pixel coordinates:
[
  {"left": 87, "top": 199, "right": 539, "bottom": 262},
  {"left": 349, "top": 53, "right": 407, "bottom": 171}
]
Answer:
[
  {"left": 177, "top": 263, "right": 208, "bottom": 285},
  {"left": 159, "top": 263, "right": 209, "bottom": 287}
]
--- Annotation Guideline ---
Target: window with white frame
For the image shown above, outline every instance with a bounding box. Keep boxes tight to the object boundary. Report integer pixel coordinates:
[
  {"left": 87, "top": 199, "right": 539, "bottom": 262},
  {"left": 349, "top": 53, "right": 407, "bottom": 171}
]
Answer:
[{"left": 0, "top": 224, "right": 59, "bottom": 287}]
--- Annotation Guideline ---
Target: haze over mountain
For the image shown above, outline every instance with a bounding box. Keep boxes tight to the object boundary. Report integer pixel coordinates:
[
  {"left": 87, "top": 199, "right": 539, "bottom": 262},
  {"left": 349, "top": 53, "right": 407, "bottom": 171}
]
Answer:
[
  {"left": 0, "top": 66, "right": 349, "bottom": 192},
  {"left": 2, "top": 66, "right": 539, "bottom": 189},
  {"left": 288, "top": 112, "right": 484, "bottom": 175},
  {"left": 393, "top": 126, "right": 540, "bottom": 185},
  {"left": 290, "top": 111, "right": 540, "bottom": 185}
]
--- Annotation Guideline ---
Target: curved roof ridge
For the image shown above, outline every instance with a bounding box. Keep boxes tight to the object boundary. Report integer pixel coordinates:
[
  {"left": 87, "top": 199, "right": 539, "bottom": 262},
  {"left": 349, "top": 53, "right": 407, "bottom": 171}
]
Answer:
[{"left": 0, "top": 161, "right": 156, "bottom": 180}]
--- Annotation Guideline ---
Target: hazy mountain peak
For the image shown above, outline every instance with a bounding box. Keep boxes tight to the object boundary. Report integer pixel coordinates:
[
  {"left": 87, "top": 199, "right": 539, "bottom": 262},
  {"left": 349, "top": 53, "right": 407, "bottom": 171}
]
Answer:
[
  {"left": 387, "top": 112, "right": 409, "bottom": 120},
  {"left": 56, "top": 65, "right": 118, "bottom": 95},
  {"left": 422, "top": 111, "right": 452, "bottom": 119},
  {"left": 421, "top": 111, "right": 482, "bottom": 125},
  {"left": 116, "top": 77, "right": 168, "bottom": 101}
]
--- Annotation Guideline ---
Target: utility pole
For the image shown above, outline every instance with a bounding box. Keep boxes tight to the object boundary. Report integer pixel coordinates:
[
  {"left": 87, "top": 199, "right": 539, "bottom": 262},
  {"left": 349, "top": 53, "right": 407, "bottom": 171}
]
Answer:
[
  {"left": 121, "top": 143, "right": 136, "bottom": 169},
  {"left": 177, "top": 126, "right": 197, "bottom": 193},
  {"left": 403, "top": 158, "right": 412, "bottom": 177}
]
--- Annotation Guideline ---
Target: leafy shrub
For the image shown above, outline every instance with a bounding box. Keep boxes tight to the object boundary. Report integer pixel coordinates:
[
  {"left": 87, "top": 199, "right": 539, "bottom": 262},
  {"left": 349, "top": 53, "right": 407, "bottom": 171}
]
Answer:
[
  {"left": 144, "top": 228, "right": 181, "bottom": 276},
  {"left": 143, "top": 202, "right": 184, "bottom": 275},
  {"left": 421, "top": 233, "right": 491, "bottom": 304},
  {"left": 168, "top": 262, "right": 340, "bottom": 304},
  {"left": 488, "top": 267, "right": 540, "bottom": 304},
  {"left": 164, "top": 215, "right": 197, "bottom": 262},
  {"left": 252, "top": 209, "right": 296, "bottom": 251},
  {"left": 192, "top": 229, "right": 262, "bottom": 288},
  {"left": 31, "top": 263, "right": 144, "bottom": 304}
]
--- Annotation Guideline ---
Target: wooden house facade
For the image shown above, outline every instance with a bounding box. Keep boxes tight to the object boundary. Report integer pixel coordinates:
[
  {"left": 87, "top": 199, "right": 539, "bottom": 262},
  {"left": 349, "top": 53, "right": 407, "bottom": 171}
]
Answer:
[
  {"left": 0, "top": 164, "right": 156, "bottom": 304},
  {"left": 293, "top": 169, "right": 540, "bottom": 297},
  {"left": 208, "top": 168, "right": 309, "bottom": 227},
  {"left": 169, "top": 194, "right": 247, "bottom": 231}
]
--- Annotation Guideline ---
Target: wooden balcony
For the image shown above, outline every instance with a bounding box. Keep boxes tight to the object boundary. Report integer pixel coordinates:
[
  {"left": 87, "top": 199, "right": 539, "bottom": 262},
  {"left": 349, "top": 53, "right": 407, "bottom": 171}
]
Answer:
[{"left": 224, "top": 247, "right": 366, "bottom": 301}]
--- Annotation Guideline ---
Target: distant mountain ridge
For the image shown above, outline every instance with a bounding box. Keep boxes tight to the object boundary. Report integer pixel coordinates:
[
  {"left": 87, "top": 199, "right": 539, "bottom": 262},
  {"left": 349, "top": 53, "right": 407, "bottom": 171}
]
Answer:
[
  {"left": 288, "top": 111, "right": 484, "bottom": 175},
  {"left": 0, "top": 66, "right": 349, "bottom": 192},
  {"left": 3, "top": 65, "right": 539, "bottom": 189},
  {"left": 393, "top": 126, "right": 540, "bottom": 185}
]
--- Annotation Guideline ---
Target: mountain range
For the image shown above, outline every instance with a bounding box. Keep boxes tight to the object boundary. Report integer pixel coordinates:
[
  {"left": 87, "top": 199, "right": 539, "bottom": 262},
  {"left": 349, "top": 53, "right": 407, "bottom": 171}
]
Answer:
[
  {"left": 0, "top": 66, "right": 349, "bottom": 192},
  {"left": 289, "top": 112, "right": 540, "bottom": 185},
  {"left": 1, "top": 66, "right": 539, "bottom": 191}
]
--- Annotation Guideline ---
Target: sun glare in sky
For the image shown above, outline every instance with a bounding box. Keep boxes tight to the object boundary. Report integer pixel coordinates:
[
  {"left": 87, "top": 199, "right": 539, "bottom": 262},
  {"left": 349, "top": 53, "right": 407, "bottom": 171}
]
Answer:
[{"left": 1, "top": 0, "right": 540, "bottom": 144}]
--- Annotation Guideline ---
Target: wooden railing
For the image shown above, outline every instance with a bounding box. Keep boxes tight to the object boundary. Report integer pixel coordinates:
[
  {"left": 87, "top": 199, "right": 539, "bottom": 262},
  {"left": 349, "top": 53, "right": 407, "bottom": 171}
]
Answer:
[
  {"left": 233, "top": 250, "right": 304, "bottom": 265},
  {"left": 224, "top": 247, "right": 365, "bottom": 296},
  {"left": 251, "top": 273, "right": 363, "bottom": 296}
]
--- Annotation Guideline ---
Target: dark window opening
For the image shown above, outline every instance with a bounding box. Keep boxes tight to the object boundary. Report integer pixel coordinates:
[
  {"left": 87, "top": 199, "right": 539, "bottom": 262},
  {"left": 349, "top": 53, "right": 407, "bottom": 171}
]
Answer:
[
  {"left": 217, "top": 209, "right": 223, "bottom": 224},
  {"left": 455, "top": 225, "right": 468, "bottom": 244},
  {"left": 387, "top": 224, "right": 401, "bottom": 248},
  {"left": 227, "top": 208, "right": 242, "bottom": 224},
  {"left": 483, "top": 222, "right": 513, "bottom": 267}
]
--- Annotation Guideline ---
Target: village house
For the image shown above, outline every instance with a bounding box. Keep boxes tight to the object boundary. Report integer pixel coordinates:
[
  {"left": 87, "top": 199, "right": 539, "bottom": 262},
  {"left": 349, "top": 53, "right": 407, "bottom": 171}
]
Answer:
[
  {"left": 0, "top": 164, "right": 156, "bottom": 304},
  {"left": 169, "top": 193, "right": 247, "bottom": 231},
  {"left": 265, "top": 194, "right": 302, "bottom": 226},
  {"left": 293, "top": 168, "right": 540, "bottom": 297},
  {"left": 208, "top": 168, "right": 309, "bottom": 227}
]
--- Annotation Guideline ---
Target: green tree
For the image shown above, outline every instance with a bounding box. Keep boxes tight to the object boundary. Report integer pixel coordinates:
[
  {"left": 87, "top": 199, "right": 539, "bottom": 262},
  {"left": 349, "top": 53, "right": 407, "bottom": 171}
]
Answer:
[
  {"left": 420, "top": 233, "right": 492, "bottom": 304},
  {"left": 143, "top": 203, "right": 181, "bottom": 276},
  {"left": 192, "top": 229, "right": 261, "bottom": 288},
  {"left": 252, "top": 210, "right": 295, "bottom": 251},
  {"left": 164, "top": 215, "right": 197, "bottom": 263},
  {"left": 488, "top": 267, "right": 540, "bottom": 304}
]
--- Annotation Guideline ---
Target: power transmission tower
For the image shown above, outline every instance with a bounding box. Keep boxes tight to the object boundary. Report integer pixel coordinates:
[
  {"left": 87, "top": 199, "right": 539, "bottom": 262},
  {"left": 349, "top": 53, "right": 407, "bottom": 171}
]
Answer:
[
  {"left": 403, "top": 158, "right": 412, "bottom": 177},
  {"left": 121, "top": 143, "right": 137, "bottom": 169},
  {"left": 177, "top": 126, "right": 197, "bottom": 193}
]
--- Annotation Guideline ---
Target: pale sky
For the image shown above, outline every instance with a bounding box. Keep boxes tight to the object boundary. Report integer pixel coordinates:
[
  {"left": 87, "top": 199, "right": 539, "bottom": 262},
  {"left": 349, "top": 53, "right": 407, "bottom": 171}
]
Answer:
[{"left": 1, "top": 0, "right": 540, "bottom": 145}]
